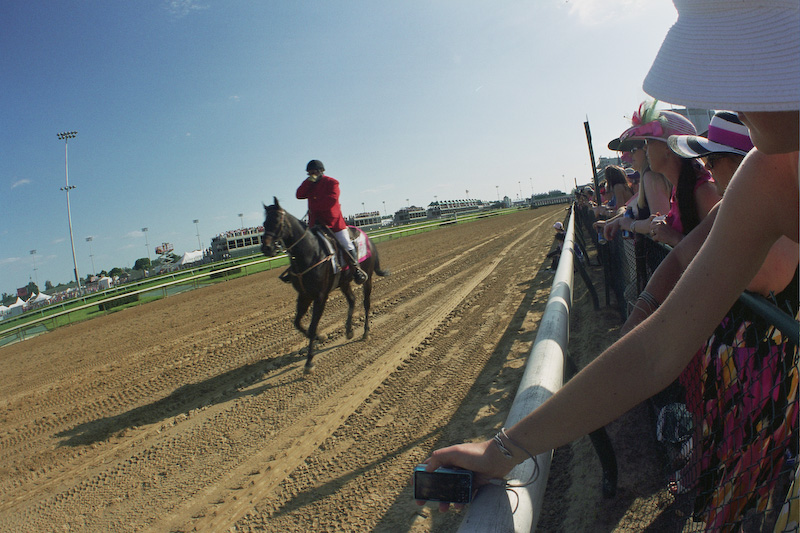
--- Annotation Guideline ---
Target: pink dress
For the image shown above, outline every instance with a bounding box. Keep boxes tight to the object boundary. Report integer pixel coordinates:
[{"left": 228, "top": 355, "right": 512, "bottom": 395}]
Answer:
[{"left": 664, "top": 170, "right": 714, "bottom": 234}]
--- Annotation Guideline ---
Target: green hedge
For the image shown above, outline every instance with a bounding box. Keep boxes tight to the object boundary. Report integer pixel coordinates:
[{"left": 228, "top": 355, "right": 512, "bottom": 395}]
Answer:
[{"left": 99, "top": 293, "right": 139, "bottom": 311}]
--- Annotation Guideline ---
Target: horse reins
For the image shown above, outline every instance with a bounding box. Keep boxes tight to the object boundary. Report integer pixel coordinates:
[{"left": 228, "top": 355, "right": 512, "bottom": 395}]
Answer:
[
  {"left": 266, "top": 208, "right": 310, "bottom": 253},
  {"left": 267, "top": 207, "right": 333, "bottom": 292}
]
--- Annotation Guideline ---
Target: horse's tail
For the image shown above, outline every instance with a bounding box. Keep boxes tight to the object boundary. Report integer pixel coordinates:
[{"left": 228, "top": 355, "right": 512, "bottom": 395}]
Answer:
[
  {"left": 372, "top": 250, "right": 390, "bottom": 277},
  {"left": 366, "top": 235, "right": 390, "bottom": 277}
]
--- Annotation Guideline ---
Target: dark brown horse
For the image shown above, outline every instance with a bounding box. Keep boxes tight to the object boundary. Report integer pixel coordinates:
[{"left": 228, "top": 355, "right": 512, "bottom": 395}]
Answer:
[{"left": 260, "top": 198, "right": 389, "bottom": 373}]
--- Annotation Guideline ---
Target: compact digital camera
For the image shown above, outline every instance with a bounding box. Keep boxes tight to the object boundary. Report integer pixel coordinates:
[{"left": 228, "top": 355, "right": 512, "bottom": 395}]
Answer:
[{"left": 413, "top": 465, "right": 474, "bottom": 504}]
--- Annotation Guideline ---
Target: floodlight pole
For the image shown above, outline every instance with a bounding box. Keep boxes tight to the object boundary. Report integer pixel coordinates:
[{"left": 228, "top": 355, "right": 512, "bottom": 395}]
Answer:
[
  {"left": 142, "top": 227, "right": 151, "bottom": 264},
  {"left": 30, "top": 249, "right": 39, "bottom": 287},
  {"left": 193, "top": 219, "right": 202, "bottom": 249},
  {"left": 86, "top": 236, "right": 95, "bottom": 276},
  {"left": 57, "top": 131, "right": 82, "bottom": 293}
]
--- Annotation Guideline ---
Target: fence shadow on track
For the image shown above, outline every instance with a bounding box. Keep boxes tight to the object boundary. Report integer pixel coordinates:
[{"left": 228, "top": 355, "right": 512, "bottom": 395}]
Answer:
[
  {"left": 54, "top": 355, "right": 305, "bottom": 447},
  {"left": 369, "top": 266, "right": 572, "bottom": 531}
]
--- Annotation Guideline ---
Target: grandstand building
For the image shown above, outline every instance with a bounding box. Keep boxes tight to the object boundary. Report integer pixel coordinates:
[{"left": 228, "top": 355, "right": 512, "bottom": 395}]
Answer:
[
  {"left": 427, "top": 198, "right": 485, "bottom": 218},
  {"left": 393, "top": 206, "right": 427, "bottom": 224},
  {"left": 210, "top": 227, "right": 264, "bottom": 261},
  {"left": 346, "top": 211, "right": 382, "bottom": 231}
]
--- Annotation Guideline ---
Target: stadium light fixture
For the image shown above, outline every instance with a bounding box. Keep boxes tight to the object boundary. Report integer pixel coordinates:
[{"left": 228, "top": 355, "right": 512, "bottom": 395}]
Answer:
[
  {"left": 142, "top": 227, "right": 151, "bottom": 264},
  {"left": 193, "top": 219, "right": 202, "bottom": 249}
]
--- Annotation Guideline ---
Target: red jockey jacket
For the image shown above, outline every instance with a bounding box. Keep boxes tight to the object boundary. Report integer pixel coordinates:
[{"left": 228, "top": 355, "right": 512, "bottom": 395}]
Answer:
[{"left": 296, "top": 174, "right": 347, "bottom": 231}]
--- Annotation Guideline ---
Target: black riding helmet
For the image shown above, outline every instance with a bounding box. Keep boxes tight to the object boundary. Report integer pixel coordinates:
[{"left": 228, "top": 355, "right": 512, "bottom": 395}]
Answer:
[{"left": 306, "top": 160, "right": 325, "bottom": 172}]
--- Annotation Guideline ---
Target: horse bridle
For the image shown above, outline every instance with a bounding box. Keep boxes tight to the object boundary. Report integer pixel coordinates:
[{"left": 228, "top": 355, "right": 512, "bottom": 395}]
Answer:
[
  {"left": 265, "top": 207, "right": 334, "bottom": 292},
  {"left": 264, "top": 207, "right": 309, "bottom": 253}
]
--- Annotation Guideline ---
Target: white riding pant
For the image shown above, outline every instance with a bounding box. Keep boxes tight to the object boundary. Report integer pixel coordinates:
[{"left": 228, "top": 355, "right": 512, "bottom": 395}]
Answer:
[{"left": 333, "top": 228, "right": 356, "bottom": 255}]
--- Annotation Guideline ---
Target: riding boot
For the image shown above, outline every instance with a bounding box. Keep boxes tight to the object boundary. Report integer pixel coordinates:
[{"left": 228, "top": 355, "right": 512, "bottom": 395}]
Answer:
[{"left": 345, "top": 249, "right": 368, "bottom": 285}]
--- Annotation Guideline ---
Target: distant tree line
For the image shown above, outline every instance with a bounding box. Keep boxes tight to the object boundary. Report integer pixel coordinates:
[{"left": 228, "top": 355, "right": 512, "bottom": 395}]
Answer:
[
  {"left": 2, "top": 255, "right": 177, "bottom": 305},
  {"left": 532, "top": 190, "right": 567, "bottom": 200}
]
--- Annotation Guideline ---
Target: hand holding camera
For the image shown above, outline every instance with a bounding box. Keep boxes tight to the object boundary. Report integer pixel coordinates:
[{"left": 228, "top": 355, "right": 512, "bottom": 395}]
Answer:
[{"left": 413, "top": 465, "right": 474, "bottom": 504}]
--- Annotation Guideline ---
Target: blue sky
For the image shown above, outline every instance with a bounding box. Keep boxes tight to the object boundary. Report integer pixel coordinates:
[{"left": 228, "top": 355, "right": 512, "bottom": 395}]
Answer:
[{"left": 1, "top": 0, "right": 678, "bottom": 293}]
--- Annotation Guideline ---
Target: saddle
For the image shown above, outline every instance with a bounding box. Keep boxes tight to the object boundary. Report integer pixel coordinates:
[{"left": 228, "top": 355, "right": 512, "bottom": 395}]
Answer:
[
  {"left": 312, "top": 225, "right": 369, "bottom": 273},
  {"left": 278, "top": 225, "right": 369, "bottom": 283}
]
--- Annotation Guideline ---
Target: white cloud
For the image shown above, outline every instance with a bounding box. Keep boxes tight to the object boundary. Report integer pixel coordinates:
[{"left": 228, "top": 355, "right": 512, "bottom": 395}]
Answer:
[
  {"left": 0, "top": 257, "right": 21, "bottom": 266},
  {"left": 11, "top": 179, "right": 31, "bottom": 189},
  {"left": 165, "top": 0, "right": 209, "bottom": 18}
]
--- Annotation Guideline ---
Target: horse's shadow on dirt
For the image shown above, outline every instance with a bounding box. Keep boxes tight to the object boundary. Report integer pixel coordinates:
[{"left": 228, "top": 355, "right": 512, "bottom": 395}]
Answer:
[{"left": 54, "top": 350, "right": 313, "bottom": 447}]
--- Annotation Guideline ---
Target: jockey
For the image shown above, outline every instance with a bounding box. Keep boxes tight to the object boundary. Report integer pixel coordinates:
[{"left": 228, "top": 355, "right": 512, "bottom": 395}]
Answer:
[{"left": 296, "top": 160, "right": 368, "bottom": 285}]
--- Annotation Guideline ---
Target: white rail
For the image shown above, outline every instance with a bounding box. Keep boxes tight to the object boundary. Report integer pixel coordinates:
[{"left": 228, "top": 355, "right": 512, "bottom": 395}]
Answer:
[{"left": 458, "top": 207, "right": 576, "bottom": 532}]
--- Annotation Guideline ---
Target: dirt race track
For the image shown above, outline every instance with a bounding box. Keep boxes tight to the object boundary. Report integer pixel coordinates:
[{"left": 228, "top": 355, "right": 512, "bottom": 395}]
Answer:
[{"left": 0, "top": 206, "right": 677, "bottom": 533}]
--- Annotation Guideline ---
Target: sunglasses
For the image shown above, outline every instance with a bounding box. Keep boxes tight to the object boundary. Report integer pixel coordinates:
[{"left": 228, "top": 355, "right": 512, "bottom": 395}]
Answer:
[{"left": 704, "top": 153, "right": 727, "bottom": 170}]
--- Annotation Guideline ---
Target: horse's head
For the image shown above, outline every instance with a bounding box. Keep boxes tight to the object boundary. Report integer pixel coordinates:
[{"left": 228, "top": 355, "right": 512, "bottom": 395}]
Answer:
[{"left": 260, "top": 197, "right": 286, "bottom": 257}]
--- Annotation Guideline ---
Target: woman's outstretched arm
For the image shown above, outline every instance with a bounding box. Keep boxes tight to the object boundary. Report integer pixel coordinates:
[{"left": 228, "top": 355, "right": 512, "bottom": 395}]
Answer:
[{"left": 424, "top": 150, "right": 799, "bottom": 505}]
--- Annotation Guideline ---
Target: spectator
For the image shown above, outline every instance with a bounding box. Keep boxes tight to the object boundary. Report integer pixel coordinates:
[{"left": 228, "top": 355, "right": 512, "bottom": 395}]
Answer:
[
  {"left": 421, "top": 2, "right": 798, "bottom": 530},
  {"left": 619, "top": 103, "right": 722, "bottom": 246},
  {"left": 604, "top": 165, "right": 634, "bottom": 210},
  {"left": 604, "top": 111, "right": 672, "bottom": 241},
  {"left": 624, "top": 168, "right": 639, "bottom": 197},
  {"left": 668, "top": 110, "right": 754, "bottom": 195},
  {"left": 545, "top": 222, "right": 566, "bottom": 271},
  {"left": 623, "top": 110, "right": 797, "bottom": 526},
  {"left": 592, "top": 165, "right": 634, "bottom": 237}
]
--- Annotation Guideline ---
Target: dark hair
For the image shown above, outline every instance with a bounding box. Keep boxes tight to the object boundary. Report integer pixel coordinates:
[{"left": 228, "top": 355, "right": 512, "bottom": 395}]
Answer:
[
  {"left": 675, "top": 159, "right": 705, "bottom": 233},
  {"left": 604, "top": 165, "right": 629, "bottom": 188}
]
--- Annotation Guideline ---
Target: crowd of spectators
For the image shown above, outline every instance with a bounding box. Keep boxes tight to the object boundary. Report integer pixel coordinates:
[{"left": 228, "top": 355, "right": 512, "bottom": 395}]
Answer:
[
  {"left": 215, "top": 226, "right": 265, "bottom": 240},
  {"left": 421, "top": 1, "right": 799, "bottom": 530}
]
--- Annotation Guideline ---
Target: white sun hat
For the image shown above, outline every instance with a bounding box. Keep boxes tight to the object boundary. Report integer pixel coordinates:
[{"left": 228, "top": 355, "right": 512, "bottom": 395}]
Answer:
[{"left": 643, "top": 0, "right": 800, "bottom": 112}]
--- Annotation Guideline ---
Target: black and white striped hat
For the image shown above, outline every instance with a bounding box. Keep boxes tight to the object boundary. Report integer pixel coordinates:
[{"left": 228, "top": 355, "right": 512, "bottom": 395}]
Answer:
[{"left": 668, "top": 111, "right": 754, "bottom": 159}]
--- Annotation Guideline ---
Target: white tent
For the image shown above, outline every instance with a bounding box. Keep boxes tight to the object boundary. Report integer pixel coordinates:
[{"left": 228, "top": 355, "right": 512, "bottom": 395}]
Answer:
[
  {"left": 6, "top": 297, "right": 25, "bottom": 317},
  {"left": 28, "top": 292, "right": 52, "bottom": 304},
  {"left": 178, "top": 250, "right": 204, "bottom": 266},
  {"left": 97, "top": 276, "right": 113, "bottom": 290},
  {"left": 23, "top": 293, "right": 36, "bottom": 309}
]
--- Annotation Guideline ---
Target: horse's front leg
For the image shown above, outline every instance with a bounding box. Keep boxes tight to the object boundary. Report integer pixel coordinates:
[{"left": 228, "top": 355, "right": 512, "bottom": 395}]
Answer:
[
  {"left": 304, "top": 294, "right": 329, "bottom": 374},
  {"left": 340, "top": 284, "right": 356, "bottom": 340},
  {"left": 294, "top": 295, "right": 313, "bottom": 339}
]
